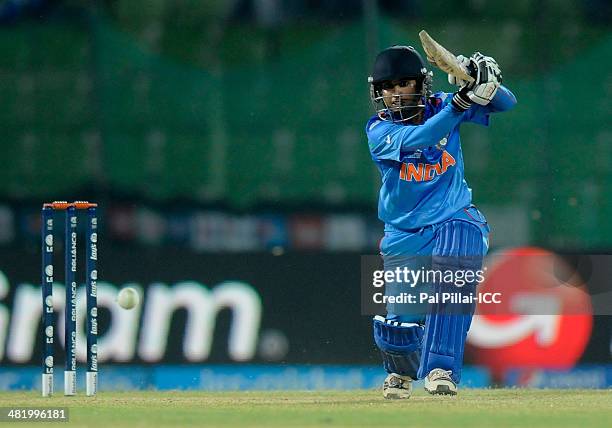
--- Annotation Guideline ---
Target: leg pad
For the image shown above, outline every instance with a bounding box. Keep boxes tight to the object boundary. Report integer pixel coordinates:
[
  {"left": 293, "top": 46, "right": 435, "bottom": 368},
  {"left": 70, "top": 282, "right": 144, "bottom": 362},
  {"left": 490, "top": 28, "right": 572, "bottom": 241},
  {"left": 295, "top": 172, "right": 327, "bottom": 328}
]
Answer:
[{"left": 373, "top": 316, "right": 424, "bottom": 379}]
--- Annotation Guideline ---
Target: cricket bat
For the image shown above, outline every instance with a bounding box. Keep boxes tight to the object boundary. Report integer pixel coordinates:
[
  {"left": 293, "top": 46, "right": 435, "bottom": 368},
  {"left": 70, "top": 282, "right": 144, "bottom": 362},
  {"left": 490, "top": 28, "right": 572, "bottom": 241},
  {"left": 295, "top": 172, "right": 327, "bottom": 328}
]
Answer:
[{"left": 418, "top": 30, "right": 474, "bottom": 83}]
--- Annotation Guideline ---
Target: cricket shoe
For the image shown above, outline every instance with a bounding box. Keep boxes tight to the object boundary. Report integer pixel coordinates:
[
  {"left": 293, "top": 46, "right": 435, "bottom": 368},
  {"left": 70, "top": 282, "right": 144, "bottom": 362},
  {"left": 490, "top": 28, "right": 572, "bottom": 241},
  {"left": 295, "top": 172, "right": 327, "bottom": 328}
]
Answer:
[
  {"left": 424, "top": 369, "right": 457, "bottom": 395},
  {"left": 382, "top": 373, "right": 412, "bottom": 399}
]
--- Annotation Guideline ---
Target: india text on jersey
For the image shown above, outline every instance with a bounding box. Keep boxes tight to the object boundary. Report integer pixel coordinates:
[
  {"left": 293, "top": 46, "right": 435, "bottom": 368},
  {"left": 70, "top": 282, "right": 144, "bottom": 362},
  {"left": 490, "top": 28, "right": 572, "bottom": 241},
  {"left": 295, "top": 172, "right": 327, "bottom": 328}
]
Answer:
[{"left": 399, "top": 150, "right": 456, "bottom": 182}]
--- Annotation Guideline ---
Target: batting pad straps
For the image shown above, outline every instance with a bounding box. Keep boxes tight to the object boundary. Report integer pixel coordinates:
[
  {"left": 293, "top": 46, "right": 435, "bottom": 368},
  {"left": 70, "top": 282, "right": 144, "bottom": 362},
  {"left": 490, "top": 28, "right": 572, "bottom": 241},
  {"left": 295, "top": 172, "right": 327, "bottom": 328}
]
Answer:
[{"left": 373, "top": 316, "right": 424, "bottom": 379}]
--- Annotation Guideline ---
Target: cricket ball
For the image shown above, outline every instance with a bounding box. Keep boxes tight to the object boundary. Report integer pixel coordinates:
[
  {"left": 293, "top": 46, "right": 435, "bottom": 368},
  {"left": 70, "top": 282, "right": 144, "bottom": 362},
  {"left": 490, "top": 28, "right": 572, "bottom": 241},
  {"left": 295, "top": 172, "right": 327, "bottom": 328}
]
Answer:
[{"left": 117, "top": 287, "right": 140, "bottom": 310}]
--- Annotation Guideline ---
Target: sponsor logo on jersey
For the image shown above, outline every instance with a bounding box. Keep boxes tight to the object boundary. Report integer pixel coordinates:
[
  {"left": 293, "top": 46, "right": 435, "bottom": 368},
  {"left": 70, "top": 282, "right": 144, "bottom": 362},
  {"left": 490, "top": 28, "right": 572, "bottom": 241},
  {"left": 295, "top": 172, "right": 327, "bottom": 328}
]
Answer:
[{"left": 399, "top": 150, "right": 456, "bottom": 182}]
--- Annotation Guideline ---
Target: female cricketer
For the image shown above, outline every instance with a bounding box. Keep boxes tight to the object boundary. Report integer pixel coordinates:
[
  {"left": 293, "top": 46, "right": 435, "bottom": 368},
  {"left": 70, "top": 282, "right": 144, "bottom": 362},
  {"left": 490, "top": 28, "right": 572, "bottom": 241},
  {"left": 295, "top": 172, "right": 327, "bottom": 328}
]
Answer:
[{"left": 365, "top": 45, "right": 517, "bottom": 398}]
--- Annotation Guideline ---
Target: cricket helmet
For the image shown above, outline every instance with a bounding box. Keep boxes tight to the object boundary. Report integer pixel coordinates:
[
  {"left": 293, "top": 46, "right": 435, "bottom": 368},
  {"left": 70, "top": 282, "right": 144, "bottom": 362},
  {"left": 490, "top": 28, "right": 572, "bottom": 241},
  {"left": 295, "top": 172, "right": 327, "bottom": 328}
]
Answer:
[{"left": 368, "top": 45, "right": 433, "bottom": 123}]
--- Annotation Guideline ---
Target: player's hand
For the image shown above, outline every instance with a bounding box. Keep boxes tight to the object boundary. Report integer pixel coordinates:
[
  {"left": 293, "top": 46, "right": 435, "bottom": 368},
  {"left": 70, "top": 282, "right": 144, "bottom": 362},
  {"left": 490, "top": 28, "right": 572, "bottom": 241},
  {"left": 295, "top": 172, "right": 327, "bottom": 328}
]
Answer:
[
  {"left": 465, "top": 52, "right": 503, "bottom": 105},
  {"left": 451, "top": 52, "right": 504, "bottom": 110},
  {"left": 447, "top": 55, "right": 472, "bottom": 87}
]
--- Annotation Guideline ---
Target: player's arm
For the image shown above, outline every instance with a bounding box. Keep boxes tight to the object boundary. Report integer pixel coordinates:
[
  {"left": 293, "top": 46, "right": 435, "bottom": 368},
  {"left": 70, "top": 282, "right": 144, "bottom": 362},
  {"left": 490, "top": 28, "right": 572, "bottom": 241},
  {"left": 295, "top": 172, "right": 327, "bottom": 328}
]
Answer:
[
  {"left": 456, "top": 85, "right": 516, "bottom": 125},
  {"left": 366, "top": 107, "right": 464, "bottom": 161},
  {"left": 483, "top": 85, "right": 516, "bottom": 113}
]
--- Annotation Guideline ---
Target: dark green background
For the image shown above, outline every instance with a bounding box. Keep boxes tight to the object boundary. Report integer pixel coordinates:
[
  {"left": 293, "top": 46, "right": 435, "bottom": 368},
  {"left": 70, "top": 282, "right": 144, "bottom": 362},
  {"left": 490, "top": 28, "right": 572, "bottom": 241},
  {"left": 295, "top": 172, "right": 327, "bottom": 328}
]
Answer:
[{"left": 0, "top": 2, "right": 610, "bottom": 248}]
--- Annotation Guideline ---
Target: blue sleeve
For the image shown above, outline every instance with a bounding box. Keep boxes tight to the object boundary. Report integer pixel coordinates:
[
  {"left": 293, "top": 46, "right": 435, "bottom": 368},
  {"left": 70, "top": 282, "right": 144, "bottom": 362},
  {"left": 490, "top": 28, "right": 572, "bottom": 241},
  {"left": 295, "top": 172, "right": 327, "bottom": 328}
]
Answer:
[
  {"left": 463, "top": 85, "right": 517, "bottom": 126},
  {"left": 487, "top": 86, "right": 517, "bottom": 112},
  {"left": 366, "top": 105, "right": 465, "bottom": 161}
]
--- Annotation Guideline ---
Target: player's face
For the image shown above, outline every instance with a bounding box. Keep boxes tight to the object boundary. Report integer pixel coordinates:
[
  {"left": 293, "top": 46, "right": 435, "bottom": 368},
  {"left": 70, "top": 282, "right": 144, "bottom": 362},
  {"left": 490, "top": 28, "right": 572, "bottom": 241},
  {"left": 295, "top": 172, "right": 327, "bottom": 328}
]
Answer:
[{"left": 380, "top": 79, "right": 420, "bottom": 109}]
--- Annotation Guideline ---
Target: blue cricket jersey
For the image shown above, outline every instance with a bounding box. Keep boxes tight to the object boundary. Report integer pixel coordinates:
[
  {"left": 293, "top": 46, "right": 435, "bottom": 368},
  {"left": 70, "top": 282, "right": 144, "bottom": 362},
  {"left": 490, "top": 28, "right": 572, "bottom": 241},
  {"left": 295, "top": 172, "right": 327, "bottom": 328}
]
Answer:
[{"left": 366, "top": 86, "right": 516, "bottom": 231}]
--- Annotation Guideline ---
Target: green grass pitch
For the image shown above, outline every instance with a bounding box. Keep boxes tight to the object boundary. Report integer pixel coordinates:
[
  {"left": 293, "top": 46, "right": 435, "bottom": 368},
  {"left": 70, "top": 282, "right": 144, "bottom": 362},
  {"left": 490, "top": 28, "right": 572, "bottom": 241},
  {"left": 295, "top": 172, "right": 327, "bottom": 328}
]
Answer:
[{"left": 1, "top": 389, "right": 610, "bottom": 427}]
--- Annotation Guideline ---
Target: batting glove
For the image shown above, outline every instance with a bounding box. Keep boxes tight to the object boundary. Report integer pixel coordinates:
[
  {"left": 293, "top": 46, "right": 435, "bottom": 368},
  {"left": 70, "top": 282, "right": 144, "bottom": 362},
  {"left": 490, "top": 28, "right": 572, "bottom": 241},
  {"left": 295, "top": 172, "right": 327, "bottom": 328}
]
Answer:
[
  {"left": 447, "top": 55, "right": 473, "bottom": 88},
  {"left": 451, "top": 86, "right": 473, "bottom": 111},
  {"left": 467, "top": 52, "right": 503, "bottom": 106}
]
